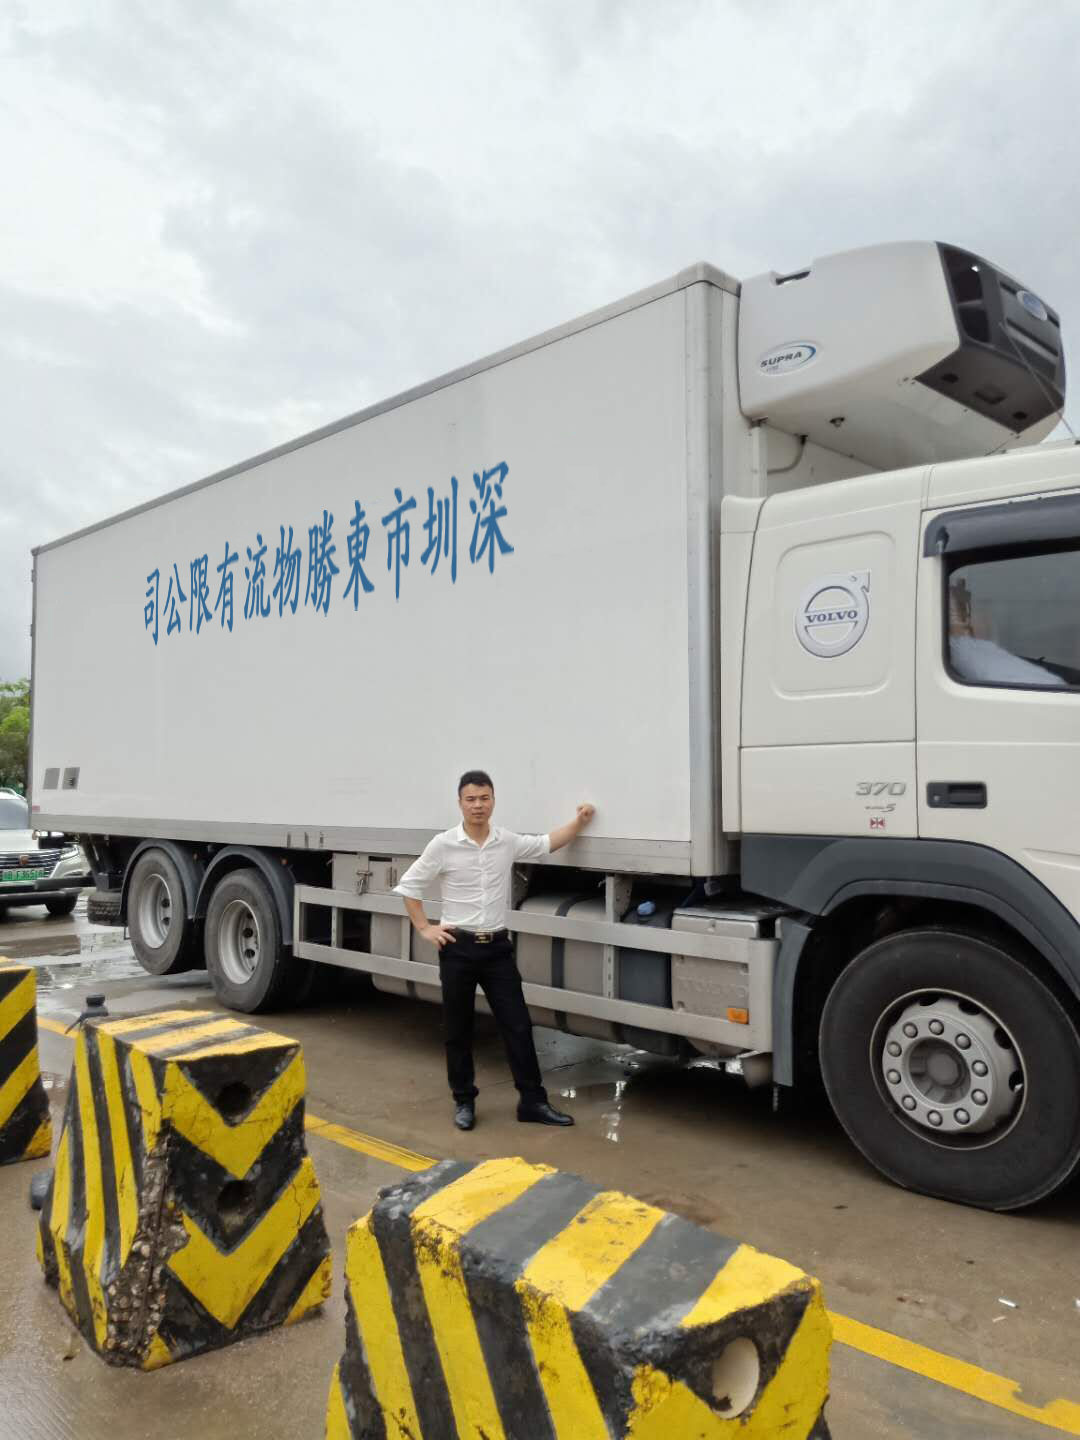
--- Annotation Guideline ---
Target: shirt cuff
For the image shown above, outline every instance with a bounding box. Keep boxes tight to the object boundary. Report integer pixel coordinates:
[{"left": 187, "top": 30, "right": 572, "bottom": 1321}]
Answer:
[{"left": 392, "top": 882, "right": 424, "bottom": 899}]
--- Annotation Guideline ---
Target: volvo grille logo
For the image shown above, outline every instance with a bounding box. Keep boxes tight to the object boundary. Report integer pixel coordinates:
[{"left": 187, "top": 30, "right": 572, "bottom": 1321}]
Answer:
[{"left": 795, "top": 573, "right": 871, "bottom": 657}]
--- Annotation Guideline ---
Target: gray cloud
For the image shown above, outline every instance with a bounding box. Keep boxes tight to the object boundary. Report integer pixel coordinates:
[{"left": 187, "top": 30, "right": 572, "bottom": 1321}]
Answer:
[{"left": 2, "top": 0, "right": 1078, "bottom": 680}]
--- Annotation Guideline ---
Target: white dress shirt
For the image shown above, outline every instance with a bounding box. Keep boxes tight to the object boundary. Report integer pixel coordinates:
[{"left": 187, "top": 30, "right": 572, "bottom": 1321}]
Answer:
[{"left": 393, "top": 823, "right": 550, "bottom": 929}]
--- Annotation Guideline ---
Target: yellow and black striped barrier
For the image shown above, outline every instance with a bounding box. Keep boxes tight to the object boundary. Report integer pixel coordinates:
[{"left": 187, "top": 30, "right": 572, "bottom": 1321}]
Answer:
[
  {"left": 326, "top": 1156, "right": 832, "bottom": 1439},
  {"left": 37, "top": 1008, "right": 332, "bottom": 1368},
  {"left": 0, "top": 959, "right": 51, "bottom": 1165}
]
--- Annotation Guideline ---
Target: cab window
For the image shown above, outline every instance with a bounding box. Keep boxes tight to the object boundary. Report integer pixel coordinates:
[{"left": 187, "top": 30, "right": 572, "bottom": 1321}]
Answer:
[{"left": 946, "top": 544, "right": 1080, "bottom": 690}]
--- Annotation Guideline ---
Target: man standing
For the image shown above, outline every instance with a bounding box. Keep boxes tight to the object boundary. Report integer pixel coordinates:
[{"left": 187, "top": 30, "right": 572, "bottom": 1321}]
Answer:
[{"left": 394, "top": 770, "right": 595, "bottom": 1131}]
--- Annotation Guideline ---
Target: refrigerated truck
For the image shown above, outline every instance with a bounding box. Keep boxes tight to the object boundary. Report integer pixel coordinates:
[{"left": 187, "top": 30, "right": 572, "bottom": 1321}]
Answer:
[{"left": 30, "top": 241, "right": 1080, "bottom": 1210}]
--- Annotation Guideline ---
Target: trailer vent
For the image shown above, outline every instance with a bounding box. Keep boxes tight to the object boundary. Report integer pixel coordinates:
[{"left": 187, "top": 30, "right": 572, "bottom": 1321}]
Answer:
[
  {"left": 61, "top": 767, "right": 79, "bottom": 791},
  {"left": 42, "top": 768, "right": 60, "bottom": 790}
]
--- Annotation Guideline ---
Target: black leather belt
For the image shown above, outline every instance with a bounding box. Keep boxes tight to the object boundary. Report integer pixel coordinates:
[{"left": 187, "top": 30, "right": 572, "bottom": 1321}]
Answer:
[{"left": 451, "top": 927, "right": 509, "bottom": 945}]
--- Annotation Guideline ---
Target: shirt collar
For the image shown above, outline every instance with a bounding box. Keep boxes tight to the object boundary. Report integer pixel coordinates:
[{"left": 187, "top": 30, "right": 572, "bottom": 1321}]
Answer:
[{"left": 455, "top": 822, "right": 499, "bottom": 848}]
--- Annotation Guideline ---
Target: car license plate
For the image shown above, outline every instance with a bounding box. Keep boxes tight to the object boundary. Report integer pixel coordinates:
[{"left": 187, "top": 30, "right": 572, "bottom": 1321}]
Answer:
[{"left": 0, "top": 868, "right": 49, "bottom": 884}]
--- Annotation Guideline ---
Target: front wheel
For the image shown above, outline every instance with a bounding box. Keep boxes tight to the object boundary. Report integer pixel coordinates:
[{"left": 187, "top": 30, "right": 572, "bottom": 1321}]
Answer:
[
  {"left": 820, "top": 929, "right": 1080, "bottom": 1211},
  {"left": 45, "top": 896, "right": 78, "bottom": 917},
  {"left": 204, "top": 867, "right": 299, "bottom": 1013}
]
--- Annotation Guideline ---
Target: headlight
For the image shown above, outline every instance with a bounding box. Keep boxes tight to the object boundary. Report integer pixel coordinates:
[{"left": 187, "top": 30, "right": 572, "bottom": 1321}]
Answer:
[{"left": 49, "top": 849, "right": 89, "bottom": 879}]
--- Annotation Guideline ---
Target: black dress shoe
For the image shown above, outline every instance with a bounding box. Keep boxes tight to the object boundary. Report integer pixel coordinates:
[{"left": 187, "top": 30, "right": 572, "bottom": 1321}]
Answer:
[
  {"left": 454, "top": 1103, "right": 476, "bottom": 1131},
  {"left": 517, "top": 1100, "right": 574, "bottom": 1126}
]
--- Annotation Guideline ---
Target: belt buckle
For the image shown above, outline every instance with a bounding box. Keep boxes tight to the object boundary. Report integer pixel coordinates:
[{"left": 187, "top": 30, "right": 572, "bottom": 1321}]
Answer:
[{"left": 474, "top": 930, "right": 493, "bottom": 944}]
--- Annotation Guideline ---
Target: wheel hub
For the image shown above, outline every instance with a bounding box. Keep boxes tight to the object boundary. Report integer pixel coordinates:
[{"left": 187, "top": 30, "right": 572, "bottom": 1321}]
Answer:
[
  {"left": 138, "top": 874, "right": 173, "bottom": 949},
  {"left": 880, "top": 996, "right": 1021, "bottom": 1137},
  {"left": 219, "top": 899, "right": 262, "bottom": 986}
]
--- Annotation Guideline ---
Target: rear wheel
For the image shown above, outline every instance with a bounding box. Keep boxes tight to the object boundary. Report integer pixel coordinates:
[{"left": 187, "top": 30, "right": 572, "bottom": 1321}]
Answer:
[
  {"left": 45, "top": 896, "right": 78, "bottom": 917},
  {"left": 127, "top": 849, "right": 199, "bottom": 976},
  {"left": 204, "top": 867, "right": 300, "bottom": 1013},
  {"left": 820, "top": 929, "right": 1080, "bottom": 1210}
]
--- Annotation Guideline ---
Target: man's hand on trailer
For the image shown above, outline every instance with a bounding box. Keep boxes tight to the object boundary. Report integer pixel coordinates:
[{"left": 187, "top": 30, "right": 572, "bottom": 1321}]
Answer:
[{"left": 549, "top": 803, "right": 596, "bottom": 854}]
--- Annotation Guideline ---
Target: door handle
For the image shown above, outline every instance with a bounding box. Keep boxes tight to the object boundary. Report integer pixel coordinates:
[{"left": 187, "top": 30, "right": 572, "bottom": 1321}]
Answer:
[{"left": 927, "top": 782, "right": 987, "bottom": 809}]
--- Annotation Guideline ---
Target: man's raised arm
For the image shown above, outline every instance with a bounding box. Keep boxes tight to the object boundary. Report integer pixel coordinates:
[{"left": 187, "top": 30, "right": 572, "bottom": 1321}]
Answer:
[{"left": 548, "top": 803, "right": 596, "bottom": 854}]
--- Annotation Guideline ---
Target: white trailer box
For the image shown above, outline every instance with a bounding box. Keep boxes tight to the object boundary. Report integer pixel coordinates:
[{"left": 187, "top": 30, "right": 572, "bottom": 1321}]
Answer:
[
  {"left": 30, "top": 242, "right": 1079, "bottom": 1213},
  {"left": 32, "top": 266, "right": 745, "bottom": 875}
]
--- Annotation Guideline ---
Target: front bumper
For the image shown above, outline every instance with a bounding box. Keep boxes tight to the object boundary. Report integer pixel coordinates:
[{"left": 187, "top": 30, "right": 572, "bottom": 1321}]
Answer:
[
  {"left": 0, "top": 849, "right": 91, "bottom": 901},
  {"left": 33, "top": 874, "right": 93, "bottom": 894}
]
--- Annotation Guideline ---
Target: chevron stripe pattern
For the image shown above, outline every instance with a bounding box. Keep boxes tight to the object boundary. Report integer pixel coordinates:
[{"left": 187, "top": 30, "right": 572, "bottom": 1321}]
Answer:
[
  {"left": 327, "top": 1157, "right": 832, "bottom": 1439},
  {"left": 0, "top": 959, "right": 51, "bottom": 1165},
  {"left": 37, "top": 1008, "right": 332, "bottom": 1368}
]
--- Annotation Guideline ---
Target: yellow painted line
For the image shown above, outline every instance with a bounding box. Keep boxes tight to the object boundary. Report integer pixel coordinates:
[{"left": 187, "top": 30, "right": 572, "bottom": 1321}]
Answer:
[
  {"left": 304, "top": 1111, "right": 435, "bottom": 1172},
  {"left": 34, "top": 1010, "right": 1080, "bottom": 1434},
  {"left": 830, "top": 1312, "right": 1080, "bottom": 1436}
]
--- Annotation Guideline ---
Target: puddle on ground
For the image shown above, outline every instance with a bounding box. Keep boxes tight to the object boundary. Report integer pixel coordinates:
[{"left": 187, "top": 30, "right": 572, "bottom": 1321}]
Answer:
[
  {"left": 550, "top": 1053, "right": 664, "bottom": 1144},
  {"left": 34, "top": 950, "right": 149, "bottom": 1002}
]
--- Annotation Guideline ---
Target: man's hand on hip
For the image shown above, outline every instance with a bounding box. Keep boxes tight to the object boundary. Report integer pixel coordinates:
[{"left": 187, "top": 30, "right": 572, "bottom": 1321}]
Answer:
[{"left": 423, "top": 923, "right": 457, "bottom": 949}]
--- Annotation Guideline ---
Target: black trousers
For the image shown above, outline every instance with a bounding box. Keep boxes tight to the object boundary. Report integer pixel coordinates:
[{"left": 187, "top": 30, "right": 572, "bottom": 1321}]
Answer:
[{"left": 438, "top": 934, "right": 547, "bottom": 1106}]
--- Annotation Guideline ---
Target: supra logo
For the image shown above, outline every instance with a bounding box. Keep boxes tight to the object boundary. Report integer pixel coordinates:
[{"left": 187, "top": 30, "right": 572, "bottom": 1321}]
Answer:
[
  {"left": 757, "top": 341, "right": 818, "bottom": 376},
  {"left": 795, "top": 572, "right": 870, "bottom": 657}
]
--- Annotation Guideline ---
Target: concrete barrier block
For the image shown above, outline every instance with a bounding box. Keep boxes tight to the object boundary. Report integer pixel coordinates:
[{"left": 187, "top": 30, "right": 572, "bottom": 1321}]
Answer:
[
  {"left": 37, "top": 1008, "right": 332, "bottom": 1368},
  {"left": 327, "top": 1156, "right": 831, "bottom": 1439},
  {"left": 0, "top": 960, "right": 52, "bottom": 1165}
]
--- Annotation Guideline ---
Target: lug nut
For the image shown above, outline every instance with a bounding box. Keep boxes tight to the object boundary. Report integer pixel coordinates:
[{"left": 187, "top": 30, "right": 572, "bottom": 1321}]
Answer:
[
  {"left": 972, "top": 1060, "right": 988, "bottom": 1076},
  {"left": 972, "top": 1089, "right": 987, "bottom": 1105},
  {"left": 887, "top": 1042, "right": 902, "bottom": 1057},
  {"left": 956, "top": 1109, "right": 970, "bottom": 1125},
  {"left": 887, "top": 1070, "right": 901, "bottom": 1084},
  {"left": 956, "top": 1034, "right": 971, "bottom": 1050},
  {"left": 929, "top": 1019, "right": 944, "bottom": 1035},
  {"left": 903, "top": 1023, "right": 918, "bottom": 1038},
  {"left": 902, "top": 1096, "right": 917, "bottom": 1111},
  {"left": 927, "top": 1111, "right": 943, "bottom": 1126}
]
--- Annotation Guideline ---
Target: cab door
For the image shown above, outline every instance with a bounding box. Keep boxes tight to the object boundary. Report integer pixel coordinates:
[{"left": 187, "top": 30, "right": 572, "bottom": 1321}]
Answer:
[
  {"left": 917, "top": 487, "right": 1080, "bottom": 921},
  {"left": 740, "top": 469, "right": 926, "bottom": 838}
]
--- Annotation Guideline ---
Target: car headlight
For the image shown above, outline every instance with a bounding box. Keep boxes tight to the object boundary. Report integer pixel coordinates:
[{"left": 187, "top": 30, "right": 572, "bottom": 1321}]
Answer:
[{"left": 49, "top": 849, "right": 89, "bottom": 879}]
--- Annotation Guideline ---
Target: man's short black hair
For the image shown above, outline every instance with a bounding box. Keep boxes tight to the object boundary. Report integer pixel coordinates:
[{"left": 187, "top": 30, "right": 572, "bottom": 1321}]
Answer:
[{"left": 458, "top": 769, "right": 494, "bottom": 795}]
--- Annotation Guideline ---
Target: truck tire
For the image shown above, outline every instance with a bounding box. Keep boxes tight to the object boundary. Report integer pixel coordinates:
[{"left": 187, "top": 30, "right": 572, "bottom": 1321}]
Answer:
[
  {"left": 820, "top": 929, "right": 1080, "bottom": 1211},
  {"left": 45, "top": 896, "right": 78, "bottom": 918},
  {"left": 87, "top": 891, "right": 123, "bottom": 927},
  {"left": 204, "top": 867, "right": 299, "bottom": 1013},
  {"left": 128, "top": 849, "right": 199, "bottom": 976}
]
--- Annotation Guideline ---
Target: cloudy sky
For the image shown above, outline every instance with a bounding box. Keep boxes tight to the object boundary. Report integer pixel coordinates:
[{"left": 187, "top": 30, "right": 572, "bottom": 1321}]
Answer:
[{"left": 3, "top": 0, "right": 1078, "bottom": 681}]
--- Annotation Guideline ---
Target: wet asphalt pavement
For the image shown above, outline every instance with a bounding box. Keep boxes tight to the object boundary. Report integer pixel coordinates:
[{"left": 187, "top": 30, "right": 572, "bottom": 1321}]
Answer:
[{"left": 1, "top": 900, "right": 1078, "bottom": 1438}]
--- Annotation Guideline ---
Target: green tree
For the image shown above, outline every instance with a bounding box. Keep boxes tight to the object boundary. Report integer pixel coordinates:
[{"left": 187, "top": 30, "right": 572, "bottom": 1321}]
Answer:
[{"left": 0, "top": 680, "right": 30, "bottom": 792}]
